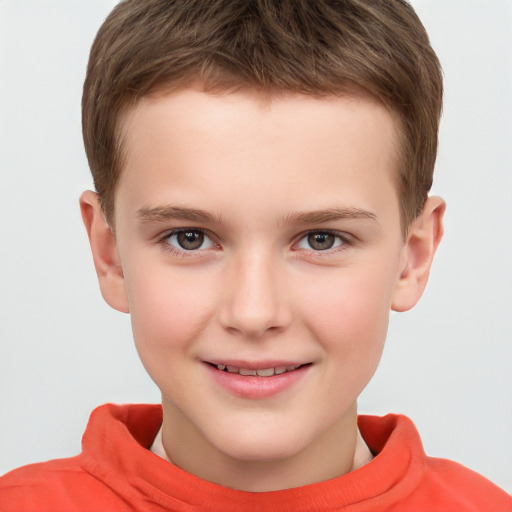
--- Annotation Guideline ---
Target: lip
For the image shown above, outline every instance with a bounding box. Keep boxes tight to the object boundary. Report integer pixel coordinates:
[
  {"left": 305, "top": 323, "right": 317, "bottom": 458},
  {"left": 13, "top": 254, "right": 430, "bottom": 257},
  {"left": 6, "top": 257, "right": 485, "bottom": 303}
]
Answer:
[
  {"left": 205, "top": 359, "right": 306, "bottom": 371},
  {"left": 203, "top": 360, "right": 311, "bottom": 400}
]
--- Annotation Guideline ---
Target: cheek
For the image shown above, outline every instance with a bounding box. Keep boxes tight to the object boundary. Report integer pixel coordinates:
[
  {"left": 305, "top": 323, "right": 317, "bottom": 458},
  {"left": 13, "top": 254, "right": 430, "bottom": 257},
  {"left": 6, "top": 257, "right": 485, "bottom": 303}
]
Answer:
[
  {"left": 125, "top": 265, "right": 216, "bottom": 359},
  {"left": 299, "top": 263, "right": 396, "bottom": 365}
]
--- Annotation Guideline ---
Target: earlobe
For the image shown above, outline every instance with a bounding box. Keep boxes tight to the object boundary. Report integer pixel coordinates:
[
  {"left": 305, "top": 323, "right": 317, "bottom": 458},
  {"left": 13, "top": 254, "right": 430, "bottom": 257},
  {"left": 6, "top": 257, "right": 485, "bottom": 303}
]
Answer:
[
  {"left": 391, "top": 196, "right": 445, "bottom": 312},
  {"left": 79, "top": 191, "right": 130, "bottom": 313}
]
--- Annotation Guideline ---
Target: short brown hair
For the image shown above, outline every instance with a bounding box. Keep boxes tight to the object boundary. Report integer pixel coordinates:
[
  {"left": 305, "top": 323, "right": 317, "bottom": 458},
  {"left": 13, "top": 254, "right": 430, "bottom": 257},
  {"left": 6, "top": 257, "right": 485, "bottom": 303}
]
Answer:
[{"left": 82, "top": 0, "right": 442, "bottom": 231}]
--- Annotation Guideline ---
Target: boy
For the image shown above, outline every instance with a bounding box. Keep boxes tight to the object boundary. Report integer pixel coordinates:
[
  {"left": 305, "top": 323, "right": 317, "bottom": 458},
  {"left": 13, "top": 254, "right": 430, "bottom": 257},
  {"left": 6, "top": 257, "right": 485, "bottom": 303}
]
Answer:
[{"left": 0, "top": 0, "right": 510, "bottom": 510}]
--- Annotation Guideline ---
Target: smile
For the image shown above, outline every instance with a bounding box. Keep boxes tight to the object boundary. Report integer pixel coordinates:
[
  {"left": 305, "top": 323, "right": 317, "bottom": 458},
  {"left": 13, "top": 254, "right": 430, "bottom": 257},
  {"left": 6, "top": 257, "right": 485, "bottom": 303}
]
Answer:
[
  {"left": 211, "top": 363, "right": 306, "bottom": 377},
  {"left": 204, "top": 361, "right": 311, "bottom": 399}
]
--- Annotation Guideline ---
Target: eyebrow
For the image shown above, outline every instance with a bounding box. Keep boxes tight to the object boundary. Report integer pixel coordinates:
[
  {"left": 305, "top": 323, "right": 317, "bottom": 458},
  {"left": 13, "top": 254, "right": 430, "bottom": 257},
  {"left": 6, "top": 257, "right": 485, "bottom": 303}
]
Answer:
[
  {"left": 284, "top": 207, "right": 377, "bottom": 225},
  {"left": 137, "top": 205, "right": 221, "bottom": 223},
  {"left": 137, "top": 205, "right": 377, "bottom": 226}
]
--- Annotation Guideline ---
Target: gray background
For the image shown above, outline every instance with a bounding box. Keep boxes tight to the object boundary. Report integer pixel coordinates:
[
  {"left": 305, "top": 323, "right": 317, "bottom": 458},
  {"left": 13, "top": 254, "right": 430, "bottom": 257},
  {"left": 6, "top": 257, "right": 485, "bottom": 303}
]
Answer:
[{"left": 1, "top": 0, "right": 511, "bottom": 493}]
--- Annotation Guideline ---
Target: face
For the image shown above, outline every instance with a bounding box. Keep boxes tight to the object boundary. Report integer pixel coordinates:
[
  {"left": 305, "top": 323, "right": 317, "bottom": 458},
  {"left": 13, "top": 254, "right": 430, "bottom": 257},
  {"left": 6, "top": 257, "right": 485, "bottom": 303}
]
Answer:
[{"left": 109, "top": 88, "right": 409, "bottom": 482}]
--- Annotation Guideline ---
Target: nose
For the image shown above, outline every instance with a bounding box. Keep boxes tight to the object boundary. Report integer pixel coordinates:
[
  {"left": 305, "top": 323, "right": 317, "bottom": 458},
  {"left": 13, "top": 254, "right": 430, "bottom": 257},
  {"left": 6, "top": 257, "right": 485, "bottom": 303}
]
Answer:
[{"left": 218, "top": 252, "right": 292, "bottom": 339}]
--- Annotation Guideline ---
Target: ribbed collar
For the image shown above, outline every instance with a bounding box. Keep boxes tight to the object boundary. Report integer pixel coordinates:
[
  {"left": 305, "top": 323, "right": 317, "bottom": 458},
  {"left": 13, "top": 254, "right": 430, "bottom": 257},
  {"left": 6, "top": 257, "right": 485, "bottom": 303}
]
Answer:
[{"left": 80, "top": 403, "right": 426, "bottom": 512}]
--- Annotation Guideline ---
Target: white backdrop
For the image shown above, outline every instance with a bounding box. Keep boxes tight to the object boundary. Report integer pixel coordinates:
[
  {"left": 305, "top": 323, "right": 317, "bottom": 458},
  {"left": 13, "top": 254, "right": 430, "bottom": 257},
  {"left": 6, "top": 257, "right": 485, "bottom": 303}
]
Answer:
[{"left": 0, "top": 0, "right": 511, "bottom": 493}]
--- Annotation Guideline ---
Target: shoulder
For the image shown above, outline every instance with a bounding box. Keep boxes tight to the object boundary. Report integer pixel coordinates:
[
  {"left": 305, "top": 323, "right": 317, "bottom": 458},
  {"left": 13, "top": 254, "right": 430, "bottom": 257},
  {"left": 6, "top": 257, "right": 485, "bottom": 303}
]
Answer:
[
  {"left": 416, "top": 456, "right": 512, "bottom": 511},
  {"left": 0, "top": 456, "right": 122, "bottom": 512},
  {"left": 358, "top": 414, "right": 512, "bottom": 511},
  {"left": 0, "top": 403, "right": 162, "bottom": 512}
]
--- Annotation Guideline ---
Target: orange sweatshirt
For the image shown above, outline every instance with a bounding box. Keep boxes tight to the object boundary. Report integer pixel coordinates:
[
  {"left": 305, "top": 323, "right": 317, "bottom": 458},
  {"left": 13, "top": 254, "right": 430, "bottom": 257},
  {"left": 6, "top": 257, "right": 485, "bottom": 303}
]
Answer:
[{"left": 0, "top": 403, "right": 510, "bottom": 511}]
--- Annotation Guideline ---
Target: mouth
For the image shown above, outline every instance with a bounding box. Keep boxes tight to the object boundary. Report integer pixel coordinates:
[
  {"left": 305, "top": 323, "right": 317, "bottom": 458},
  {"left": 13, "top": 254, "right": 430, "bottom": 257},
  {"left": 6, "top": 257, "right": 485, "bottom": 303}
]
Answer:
[
  {"left": 205, "top": 362, "right": 311, "bottom": 377},
  {"left": 204, "top": 361, "right": 312, "bottom": 399}
]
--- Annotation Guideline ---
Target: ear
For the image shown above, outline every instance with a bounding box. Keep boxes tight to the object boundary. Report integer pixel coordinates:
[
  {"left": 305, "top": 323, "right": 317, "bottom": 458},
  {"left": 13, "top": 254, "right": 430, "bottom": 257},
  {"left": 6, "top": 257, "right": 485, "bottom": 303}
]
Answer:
[
  {"left": 392, "top": 196, "right": 445, "bottom": 312},
  {"left": 80, "top": 190, "right": 130, "bottom": 313}
]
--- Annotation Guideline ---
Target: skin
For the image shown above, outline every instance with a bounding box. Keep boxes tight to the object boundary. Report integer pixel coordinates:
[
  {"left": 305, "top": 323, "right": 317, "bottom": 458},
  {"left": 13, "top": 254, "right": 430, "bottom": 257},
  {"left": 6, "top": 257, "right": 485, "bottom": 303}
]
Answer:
[{"left": 81, "top": 87, "right": 444, "bottom": 492}]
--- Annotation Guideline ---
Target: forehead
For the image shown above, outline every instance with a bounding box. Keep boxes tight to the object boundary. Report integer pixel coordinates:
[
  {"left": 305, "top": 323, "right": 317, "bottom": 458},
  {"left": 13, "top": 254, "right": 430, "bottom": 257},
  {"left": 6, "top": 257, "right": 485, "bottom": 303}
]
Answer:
[
  {"left": 116, "top": 88, "right": 401, "bottom": 225},
  {"left": 122, "top": 85, "right": 399, "bottom": 148}
]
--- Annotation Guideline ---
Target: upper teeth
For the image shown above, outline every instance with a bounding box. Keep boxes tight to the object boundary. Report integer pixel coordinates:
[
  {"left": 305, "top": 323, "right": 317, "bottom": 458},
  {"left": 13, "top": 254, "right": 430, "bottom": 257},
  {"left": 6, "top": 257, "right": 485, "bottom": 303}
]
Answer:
[{"left": 216, "top": 364, "right": 298, "bottom": 376}]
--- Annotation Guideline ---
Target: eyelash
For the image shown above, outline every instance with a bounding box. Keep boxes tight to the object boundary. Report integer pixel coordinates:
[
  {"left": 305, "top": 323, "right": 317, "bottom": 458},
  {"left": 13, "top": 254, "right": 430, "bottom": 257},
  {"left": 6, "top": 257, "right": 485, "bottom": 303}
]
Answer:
[
  {"left": 293, "top": 229, "right": 351, "bottom": 255},
  {"left": 159, "top": 228, "right": 218, "bottom": 257},
  {"left": 158, "top": 228, "right": 352, "bottom": 257}
]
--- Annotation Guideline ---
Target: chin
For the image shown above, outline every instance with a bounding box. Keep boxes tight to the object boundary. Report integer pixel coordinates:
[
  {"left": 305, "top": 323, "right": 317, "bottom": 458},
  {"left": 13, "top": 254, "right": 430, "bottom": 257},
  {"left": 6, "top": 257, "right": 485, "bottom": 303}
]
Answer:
[
  {"left": 208, "top": 422, "right": 312, "bottom": 463},
  {"left": 222, "top": 440, "right": 301, "bottom": 463}
]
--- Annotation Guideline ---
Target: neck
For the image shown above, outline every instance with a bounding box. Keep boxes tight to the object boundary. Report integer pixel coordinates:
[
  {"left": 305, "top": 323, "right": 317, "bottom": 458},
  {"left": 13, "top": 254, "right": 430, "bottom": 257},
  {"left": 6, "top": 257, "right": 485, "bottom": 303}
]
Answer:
[{"left": 159, "top": 401, "right": 372, "bottom": 492}]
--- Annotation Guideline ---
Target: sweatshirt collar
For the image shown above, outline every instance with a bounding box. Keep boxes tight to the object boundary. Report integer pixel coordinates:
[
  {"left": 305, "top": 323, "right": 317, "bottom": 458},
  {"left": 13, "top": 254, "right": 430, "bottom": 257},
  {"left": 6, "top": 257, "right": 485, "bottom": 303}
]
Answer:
[{"left": 80, "top": 403, "right": 426, "bottom": 512}]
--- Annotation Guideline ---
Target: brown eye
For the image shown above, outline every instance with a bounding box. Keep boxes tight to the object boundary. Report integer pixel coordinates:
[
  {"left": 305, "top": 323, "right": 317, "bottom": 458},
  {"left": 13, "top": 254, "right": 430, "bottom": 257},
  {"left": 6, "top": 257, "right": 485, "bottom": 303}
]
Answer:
[
  {"left": 164, "top": 229, "right": 215, "bottom": 252},
  {"left": 176, "top": 230, "right": 205, "bottom": 250},
  {"left": 307, "top": 232, "right": 336, "bottom": 250}
]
